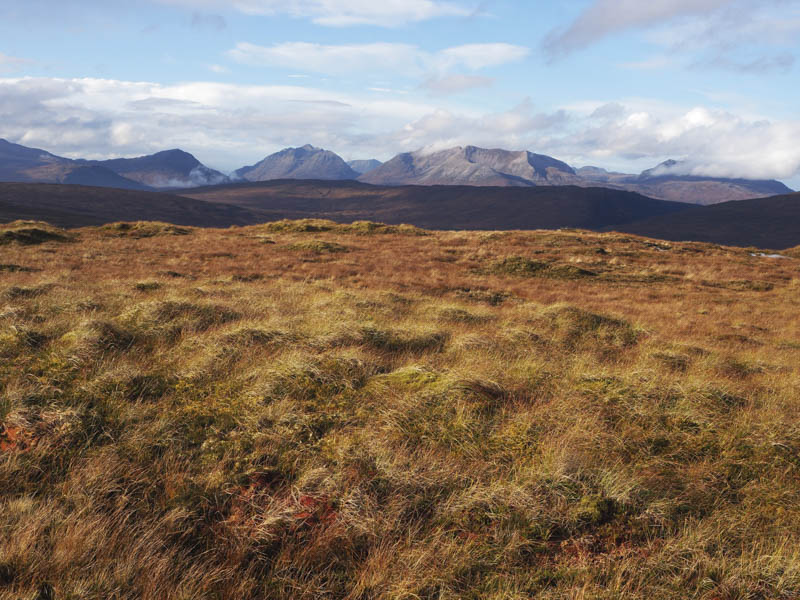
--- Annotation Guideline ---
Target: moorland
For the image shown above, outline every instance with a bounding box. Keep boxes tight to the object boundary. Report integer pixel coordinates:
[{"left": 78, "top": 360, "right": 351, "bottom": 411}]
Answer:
[{"left": 1, "top": 218, "right": 800, "bottom": 599}]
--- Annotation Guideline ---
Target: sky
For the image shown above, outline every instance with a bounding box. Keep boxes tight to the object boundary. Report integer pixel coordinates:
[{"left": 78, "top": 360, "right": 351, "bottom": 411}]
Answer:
[{"left": 1, "top": 0, "right": 799, "bottom": 187}]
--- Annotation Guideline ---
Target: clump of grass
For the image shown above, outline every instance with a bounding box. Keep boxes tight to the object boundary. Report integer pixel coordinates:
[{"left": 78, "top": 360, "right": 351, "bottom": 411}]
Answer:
[
  {"left": 286, "top": 240, "right": 349, "bottom": 254},
  {"left": 260, "top": 218, "right": 337, "bottom": 233},
  {"left": 121, "top": 300, "right": 241, "bottom": 336},
  {"left": 536, "top": 304, "right": 641, "bottom": 350},
  {"left": 0, "top": 264, "right": 39, "bottom": 273},
  {"left": 345, "top": 221, "right": 426, "bottom": 235},
  {"left": 0, "top": 326, "right": 48, "bottom": 357},
  {"left": 488, "top": 256, "right": 596, "bottom": 279},
  {"left": 218, "top": 327, "right": 288, "bottom": 348},
  {"left": 59, "top": 320, "right": 135, "bottom": 356},
  {"left": 260, "top": 219, "right": 425, "bottom": 235},
  {"left": 454, "top": 288, "right": 512, "bottom": 306},
  {"left": 490, "top": 256, "right": 549, "bottom": 276},
  {"left": 358, "top": 326, "right": 449, "bottom": 353},
  {"left": 0, "top": 221, "right": 70, "bottom": 245},
  {"left": 651, "top": 351, "right": 691, "bottom": 372},
  {"left": 727, "top": 280, "right": 775, "bottom": 292},
  {"left": 2, "top": 284, "right": 53, "bottom": 300},
  {"left": 133, "top": 281, "right": 163, "bottom": 292},
  {"left": 437, "top": 307, "right": 491, "bottom": 324},
  {"left": 102, "top": 221, "right": 191, "bottom": 238}
]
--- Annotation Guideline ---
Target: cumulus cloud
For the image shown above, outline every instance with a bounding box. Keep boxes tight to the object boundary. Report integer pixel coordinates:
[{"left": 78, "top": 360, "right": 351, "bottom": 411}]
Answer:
[
  {"left": 155, "top": 0, "right": 471, "bottom": 26},
  {"left": 0, "top": 76, "right": 799, "bottom": 182},
  {"left": 227, "top": 41, "right": 528, "bottom": 77}
]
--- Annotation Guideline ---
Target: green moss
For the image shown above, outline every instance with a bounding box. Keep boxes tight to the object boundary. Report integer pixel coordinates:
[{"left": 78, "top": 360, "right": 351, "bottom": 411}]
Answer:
[{"left": 572, "top": 495, "right": 618, "bottom": 525}]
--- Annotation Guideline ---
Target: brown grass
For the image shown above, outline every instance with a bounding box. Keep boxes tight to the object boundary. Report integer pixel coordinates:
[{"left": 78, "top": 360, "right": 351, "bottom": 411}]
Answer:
[{"left": 1, "top": 222, "right": 799, "bottom": 599}]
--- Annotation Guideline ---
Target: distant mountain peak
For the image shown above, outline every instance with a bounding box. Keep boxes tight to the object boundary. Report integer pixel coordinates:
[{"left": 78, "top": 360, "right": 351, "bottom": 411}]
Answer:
[
  {"left": 235, "top": 145, "right": 358, "bottom": 182},
  {"left": 360, "top": 145, "right": 579, "bottom": 187}
]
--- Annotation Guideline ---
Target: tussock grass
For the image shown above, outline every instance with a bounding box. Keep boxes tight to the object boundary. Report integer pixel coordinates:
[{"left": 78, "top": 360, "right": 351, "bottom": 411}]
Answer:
[
  {"left": 259, "top": 219, "right": 425, "bottom": 235},
  {"left": 286, "top": 240, "right": 349, "bottom": 254},
  {"left": 1, "top": 220, "right": 799, "bottom": 599},
  {"left": 0, "top": 220, "right": 70, "bottom": 245},
  {"left": 488, "top": 256, "right": 597, "bottom": 279},
  {"left": 102, "top": 221, "right": 192, "bottom": 238}
]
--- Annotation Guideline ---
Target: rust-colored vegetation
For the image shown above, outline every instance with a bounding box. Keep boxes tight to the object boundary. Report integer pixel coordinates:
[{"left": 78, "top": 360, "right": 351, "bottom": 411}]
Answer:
[{"left": 1, "top": 221, "right": 799, "bottom": 599}]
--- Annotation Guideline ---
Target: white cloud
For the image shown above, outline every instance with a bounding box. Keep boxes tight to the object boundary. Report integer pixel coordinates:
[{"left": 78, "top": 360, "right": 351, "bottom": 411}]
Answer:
[
  {"left": 227, "top": 41, "right": 528, "bottom": 77},
  {"left": 544, "top": 0, "right": 799, "bottom": 72},
  {"left": 0, "top": 52, "right": 32, "bottom": 73},
  {"left": 155, "top": 0, "right": 471, "bottom": 26},
  {"left": 0, "top": 76, "right": 799, "bottom": 182},
  {"left": 545, "top": 0, "right": 735, "bottom": 56},
  {"left": 422, "top": 74, "right": 494, "bottom": 94}
]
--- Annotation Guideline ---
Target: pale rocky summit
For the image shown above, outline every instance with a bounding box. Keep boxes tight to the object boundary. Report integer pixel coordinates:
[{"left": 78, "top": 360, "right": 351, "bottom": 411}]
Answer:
[
  {"left": 359, "top": 146, "right": 581, "bottom": 187},
  {"left": 235, "top": 145, "right": 359, "bottom": 181}
]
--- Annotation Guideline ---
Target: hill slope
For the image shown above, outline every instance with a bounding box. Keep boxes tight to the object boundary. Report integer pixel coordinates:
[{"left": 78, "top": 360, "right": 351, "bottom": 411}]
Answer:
[
  {"left": 184, "top": 179, "right": 690, "bottom": 231},
  {"left": 614, "top": 192, "right": 800, "bottom": 249},
  {"left": 0, "top": 183, "right": 264, "bottom": 228}
]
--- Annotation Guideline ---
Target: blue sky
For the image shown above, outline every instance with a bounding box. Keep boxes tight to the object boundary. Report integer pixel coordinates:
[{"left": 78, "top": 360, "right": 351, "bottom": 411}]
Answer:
[{"left": 1, "top": 0, "right": 799, "bottom": 187}]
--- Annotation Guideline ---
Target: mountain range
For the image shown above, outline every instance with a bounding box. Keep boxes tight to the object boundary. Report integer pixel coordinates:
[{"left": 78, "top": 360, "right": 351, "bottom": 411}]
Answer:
[
  {"left": 0, "top": 138, "right": 794, "bottom": 205},
  {"left": 0, "top": 139, "right": 228, "bottom": 190}
]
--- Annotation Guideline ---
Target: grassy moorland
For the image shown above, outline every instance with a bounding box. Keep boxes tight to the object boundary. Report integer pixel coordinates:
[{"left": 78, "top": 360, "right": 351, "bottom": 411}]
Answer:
[{"left": 1, "top": 218, "right": 799, "bottom": 600}]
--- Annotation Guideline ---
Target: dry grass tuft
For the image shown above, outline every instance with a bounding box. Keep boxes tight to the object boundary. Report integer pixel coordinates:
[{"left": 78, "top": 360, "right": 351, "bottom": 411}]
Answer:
[
  {"left": 0, "top": 221, "right": 70, "bottom": 245},
  {"left": 102, "top": 221, "right": 192, "bottom": 238}
]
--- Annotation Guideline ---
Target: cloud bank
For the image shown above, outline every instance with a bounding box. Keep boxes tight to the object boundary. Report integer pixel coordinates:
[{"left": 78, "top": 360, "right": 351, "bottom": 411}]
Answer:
[
  {"left": 227, "top": 42, "right": 529, "bottom": 77},
  {"left": 1, "top": 76, "right": 799, "bottom": 181},
  {"left": 156, "top": 0, "right": 471, "bottom": 26}
]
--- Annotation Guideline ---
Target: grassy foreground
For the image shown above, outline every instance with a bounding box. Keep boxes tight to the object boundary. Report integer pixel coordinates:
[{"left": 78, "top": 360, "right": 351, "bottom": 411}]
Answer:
[{"left": 1, "top": 219, "right": 800, "bottom": 599}]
